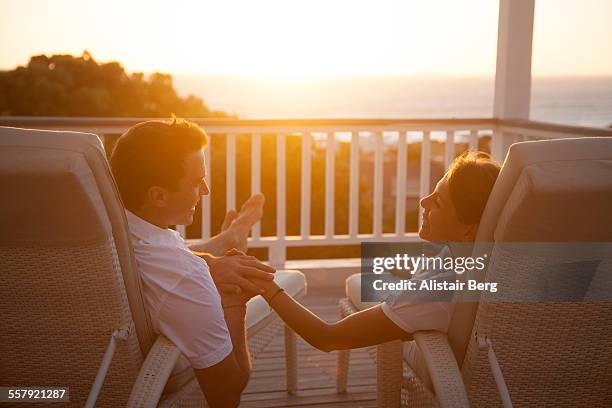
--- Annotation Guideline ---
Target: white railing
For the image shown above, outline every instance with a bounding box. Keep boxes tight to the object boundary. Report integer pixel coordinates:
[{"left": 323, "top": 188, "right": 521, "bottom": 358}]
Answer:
[{"left": 2, "top": 117, "right": 611, "bottom": 266}]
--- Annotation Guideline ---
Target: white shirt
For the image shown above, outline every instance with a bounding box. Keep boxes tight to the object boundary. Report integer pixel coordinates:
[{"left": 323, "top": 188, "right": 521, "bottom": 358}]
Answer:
[
  {"left": 125, "top": 210, "right": 232, "bottom": 369},
  {"left": 381, "top": 246, "right": 456, "bottom": 334}
]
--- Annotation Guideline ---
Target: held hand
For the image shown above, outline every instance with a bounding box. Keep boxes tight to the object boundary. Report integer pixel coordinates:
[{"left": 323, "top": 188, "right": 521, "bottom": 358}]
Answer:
[
  {"left": 249, "top": 278, "right": 281, "bottom": 302},
  {"left": 207, "top": 252, "right": 275, "bottom": 297},
  {"left": 224, "top": 248, "right": 244, "bottom": 256},
  {"left": 219, "top": 285, "right": 260, "bottom": 308}
]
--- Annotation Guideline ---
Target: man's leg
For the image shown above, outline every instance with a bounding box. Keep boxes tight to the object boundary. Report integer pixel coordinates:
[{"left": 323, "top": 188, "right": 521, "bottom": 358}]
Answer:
[{"left": 190, "top": 194, "right": 264, "bottom": 256}]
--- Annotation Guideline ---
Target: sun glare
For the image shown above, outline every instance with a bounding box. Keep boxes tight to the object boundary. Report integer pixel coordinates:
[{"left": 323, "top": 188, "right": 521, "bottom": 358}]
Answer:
[{"left": 1, "top": 0, "right": 611, "bottom": 77}]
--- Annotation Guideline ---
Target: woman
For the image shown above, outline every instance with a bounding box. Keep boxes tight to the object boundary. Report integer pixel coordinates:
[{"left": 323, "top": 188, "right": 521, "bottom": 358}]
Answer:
[{"left": 253, "top": 151, "right": 501, "bottom": 352}]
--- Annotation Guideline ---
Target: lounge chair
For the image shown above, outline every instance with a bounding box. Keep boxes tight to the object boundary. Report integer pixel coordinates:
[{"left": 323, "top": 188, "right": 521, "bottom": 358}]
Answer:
[
  {"left": 0, "top": 126, "right": 306, "bottom": 407},
  {"left": 337, "top": 137, "right": 612, "bottom": 407}
]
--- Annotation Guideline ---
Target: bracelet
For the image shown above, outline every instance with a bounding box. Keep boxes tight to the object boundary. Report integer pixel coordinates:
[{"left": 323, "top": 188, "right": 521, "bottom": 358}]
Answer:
[{"left": 267, "top": 288, "right": 285, "bottom": 308}]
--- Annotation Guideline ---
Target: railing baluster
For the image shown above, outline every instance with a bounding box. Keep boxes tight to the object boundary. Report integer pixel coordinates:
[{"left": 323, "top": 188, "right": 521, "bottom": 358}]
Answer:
[
  {"left": 373, "top": 132, "right": 383, "bottom": 237},
  {"left": 445, "top": 130, "right": 455, "bottom": 169},
  {"left": 469, "top": 129, "right": 479, "bottom": 151},
  {"left": 277, "top": 133, "right": 286, "bottom": 240},
  {"left": 202, "top": 142, "right": 211, "bottom": 240},
  {"left": 325, "top": 132, "right": 335, "bottom": 238},
  {"left": 419, "top": 131, "right": 431, "bottom": 228},
  {"left": 349, "top": 132, "right": 359, "bottom": 237},
  {"left": 251, "top": 133, "right": 261, "bottom": 240},
  {"left": 300, "top": 131, "right": 312, "bottom": 240},
  {"left": 395, "top": 131, "right": 407, "bottom": 236},
  {"left": 176, "top": 224, "right": 186, "bottom": 237},
  {"left": 226, "top": 133, "right": 236, "bottom": 212}
]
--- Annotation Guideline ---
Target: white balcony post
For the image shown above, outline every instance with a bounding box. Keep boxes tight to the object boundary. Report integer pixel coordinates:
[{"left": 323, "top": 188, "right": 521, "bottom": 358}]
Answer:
[
  {"left": 300, "top": 132, "right": 312, "bottom": 240},
  {"left": 493, "top": 0, "right": 535, "bottom": 161},
  {"left": 324, "top": 132, "right": 335, "bottom": 239},
  {"left": 445, "top": 130, "right": 455, "bottom": 170},
  {"left": 348, "top": 132, "right": 360, "bottom": 237},
  {"left": 419, "top": 131, "right": 431, "bottom": 228},
  {"left": 251, "top": 133, "right": 261, "bottom": 240},
  {"left": 274, "top": 133, "right": 286, "bottom": 267},
  {"left": 373, "top": 132, "right": 384, "bottom": 237},
  {"left": 200, "top": 144, "right": 212, "bottom": 240},
  {"left": 469, "top": 129, "right": 479, "bottom": 151},
  {"left": 395, "top": 132, "right": 407, "bottom": 236},
  {"left": 226, "top": 133, "right": 236, "bottom": 212}
]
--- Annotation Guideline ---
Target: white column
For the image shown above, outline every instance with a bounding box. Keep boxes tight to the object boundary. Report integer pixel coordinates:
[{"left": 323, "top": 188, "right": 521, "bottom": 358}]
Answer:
[{"left": 493, "top": 0, "right": 535, "bottom": 161}]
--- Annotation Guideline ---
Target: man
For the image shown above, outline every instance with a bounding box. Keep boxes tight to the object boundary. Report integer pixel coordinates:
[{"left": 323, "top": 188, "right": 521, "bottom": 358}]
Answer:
[{"left": 110, "top": 117, "right": 273, "bottom": 407}]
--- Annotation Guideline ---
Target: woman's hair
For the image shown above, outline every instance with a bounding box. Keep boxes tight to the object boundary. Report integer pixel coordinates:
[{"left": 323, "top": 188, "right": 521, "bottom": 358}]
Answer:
[
  {"left": 446, "top": 151, "right": 501, "bottom": 225},
  {"left": 110, "top": 116, "right": 208, "bottom": 211}
]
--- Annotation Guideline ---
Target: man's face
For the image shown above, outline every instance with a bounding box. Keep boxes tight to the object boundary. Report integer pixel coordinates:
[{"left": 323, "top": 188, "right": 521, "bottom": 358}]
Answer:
[
  {"left": 161, "top": 149, "right": 209, "bottom": 226},
  {"left": 419, "top": 174, "right": 473, "bottom": 243}
]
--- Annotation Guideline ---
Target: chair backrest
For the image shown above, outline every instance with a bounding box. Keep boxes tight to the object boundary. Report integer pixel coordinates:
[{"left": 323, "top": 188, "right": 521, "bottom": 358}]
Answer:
[
  {"left": 447, "top": 137, "right": 612, "bottom": 364},
  {"left": 0, "top": 127, "right": 156, "bottom": 406},
  {"left": 456, "top": 137, "right": 612, "bottom": 406}
]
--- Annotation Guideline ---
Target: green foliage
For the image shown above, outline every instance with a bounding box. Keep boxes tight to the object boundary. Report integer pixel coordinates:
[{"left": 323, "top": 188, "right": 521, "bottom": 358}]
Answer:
[{"left": 0, "top": 51, "right": 230, "bottom": 117}]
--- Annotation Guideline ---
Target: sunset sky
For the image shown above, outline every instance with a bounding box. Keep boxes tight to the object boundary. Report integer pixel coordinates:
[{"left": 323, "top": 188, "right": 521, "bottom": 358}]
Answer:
[{"left": 1, "top": 0, "right": 611, "bottom": 78}]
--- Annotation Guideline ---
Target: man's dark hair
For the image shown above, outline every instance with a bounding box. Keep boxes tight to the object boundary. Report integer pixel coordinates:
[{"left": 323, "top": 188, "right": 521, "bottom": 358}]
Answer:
[
  {"left": 446, "top": 151, "right": 501, "bottom": 225},
  {"left": 110, "top": 117, "right": 208, "bottom": 211}
]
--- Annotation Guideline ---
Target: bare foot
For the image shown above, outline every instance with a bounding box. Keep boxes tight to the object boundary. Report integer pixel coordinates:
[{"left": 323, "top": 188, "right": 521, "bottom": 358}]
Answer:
[
  {"left": 220, "top": 210, "right": 238, "bottom": 232},
  {"left": 226, "top": 194, "right": 265, "bottom": 252}
]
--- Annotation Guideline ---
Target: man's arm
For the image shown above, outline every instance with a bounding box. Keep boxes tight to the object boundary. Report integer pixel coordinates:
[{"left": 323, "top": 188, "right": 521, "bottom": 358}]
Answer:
[
  {"left": 194, "top": 353, "right": 246, "bottom": 408},
  {"left": 220, "top": 289, "right": 257, "bottom": 376},
  {"left": 193, "top": 264, "right": 263, "bottom": 407},
  {"left": 155, "top": 279, "right": 248, "bottom": 407},
  {"left": 194, "top": 302, "right": 250, "bottom": 408}
]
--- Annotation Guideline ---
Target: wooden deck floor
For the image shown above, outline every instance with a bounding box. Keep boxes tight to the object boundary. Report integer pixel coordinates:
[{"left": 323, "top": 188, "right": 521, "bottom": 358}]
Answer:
[{"left": 242, "top": 288, "right": 377, "bottom": 407}]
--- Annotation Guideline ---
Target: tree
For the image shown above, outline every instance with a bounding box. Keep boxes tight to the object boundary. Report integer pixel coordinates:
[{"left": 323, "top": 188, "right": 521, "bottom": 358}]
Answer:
[{"left": 0, "top": 51, "right": 231, "bottom": 118}]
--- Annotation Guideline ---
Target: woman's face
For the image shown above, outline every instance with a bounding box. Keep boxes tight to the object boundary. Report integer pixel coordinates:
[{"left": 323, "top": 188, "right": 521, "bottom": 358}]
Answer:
[{"left": 419, "top": 174, "right": 476, "bottom": 243}]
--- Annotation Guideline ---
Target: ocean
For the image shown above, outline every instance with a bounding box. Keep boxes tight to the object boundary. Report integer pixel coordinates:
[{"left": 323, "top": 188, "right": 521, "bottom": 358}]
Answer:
[{"left": 174, "top": 75, "right": 612, "bottom": 128}]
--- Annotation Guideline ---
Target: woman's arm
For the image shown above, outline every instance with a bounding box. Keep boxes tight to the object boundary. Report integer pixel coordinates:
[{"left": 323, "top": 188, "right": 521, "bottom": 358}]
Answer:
[{"left": 257, "top": 280, "right": 412, "bottom": 352}]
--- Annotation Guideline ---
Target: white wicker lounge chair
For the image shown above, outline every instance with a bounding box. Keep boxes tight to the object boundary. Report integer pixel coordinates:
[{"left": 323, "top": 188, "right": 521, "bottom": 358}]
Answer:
[
  {"left": 0, "top": 126, "right": 306, "bottom": 407},
  {"left": 337, "top": 137, "right": 612, "bottom": 407}
]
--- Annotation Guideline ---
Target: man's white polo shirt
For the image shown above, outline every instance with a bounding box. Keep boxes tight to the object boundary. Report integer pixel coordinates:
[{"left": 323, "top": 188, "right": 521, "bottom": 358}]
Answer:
[{"left": 125, "top": 210, "right": 232, "bottom": 369}]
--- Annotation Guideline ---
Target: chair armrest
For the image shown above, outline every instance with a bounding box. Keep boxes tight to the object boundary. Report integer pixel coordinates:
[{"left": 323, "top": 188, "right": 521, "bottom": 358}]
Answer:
[
  {"left": 413, "top": 331, "right": 469, "bottom": 408},
  {"left": 127, "top": 335, "right": 182, "bottom": 408}
]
